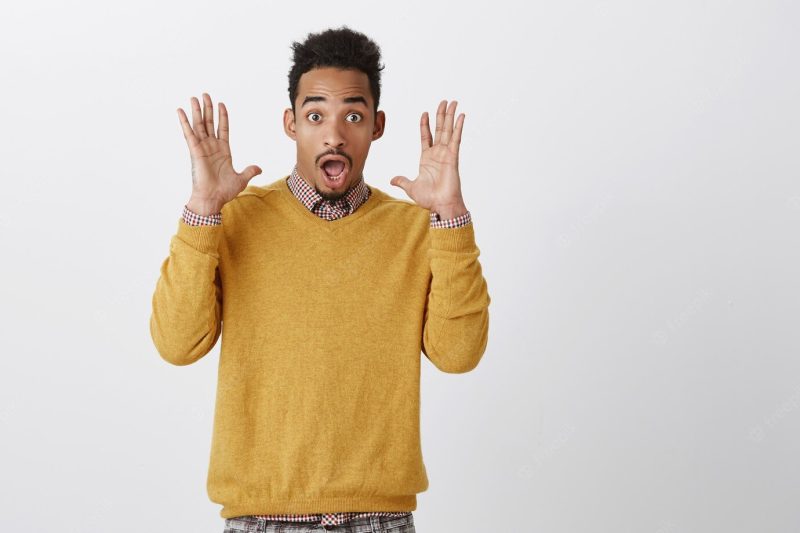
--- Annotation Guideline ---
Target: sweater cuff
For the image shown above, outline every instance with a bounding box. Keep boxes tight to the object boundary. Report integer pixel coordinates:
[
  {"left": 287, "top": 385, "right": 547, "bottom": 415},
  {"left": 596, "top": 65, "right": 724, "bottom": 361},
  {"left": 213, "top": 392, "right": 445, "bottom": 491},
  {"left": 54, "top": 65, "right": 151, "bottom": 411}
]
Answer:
[
  {"left": 429, "top": 220, "right": 478, "bottom": 252},
  {"left": 176, "top": 217, "right": 223, "bottom": 255}
]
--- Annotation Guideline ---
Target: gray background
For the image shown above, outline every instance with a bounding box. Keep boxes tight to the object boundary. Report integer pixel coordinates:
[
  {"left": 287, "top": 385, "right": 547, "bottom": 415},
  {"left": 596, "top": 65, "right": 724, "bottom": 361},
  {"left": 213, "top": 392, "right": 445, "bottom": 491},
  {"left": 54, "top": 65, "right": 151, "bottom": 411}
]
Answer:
[{"left": 1, "top": 1, "right": 799, "bottom": 532}]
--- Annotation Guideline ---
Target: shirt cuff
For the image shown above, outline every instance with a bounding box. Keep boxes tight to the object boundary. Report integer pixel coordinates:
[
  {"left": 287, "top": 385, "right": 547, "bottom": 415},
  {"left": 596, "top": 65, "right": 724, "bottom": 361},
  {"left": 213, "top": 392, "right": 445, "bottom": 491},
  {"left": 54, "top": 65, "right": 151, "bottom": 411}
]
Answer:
[
  {"left": 429, "top": 210, "right": 472, "bottom": 228},
  {"left": 182, "top": 204, "right": 222, "bottom": 226}
]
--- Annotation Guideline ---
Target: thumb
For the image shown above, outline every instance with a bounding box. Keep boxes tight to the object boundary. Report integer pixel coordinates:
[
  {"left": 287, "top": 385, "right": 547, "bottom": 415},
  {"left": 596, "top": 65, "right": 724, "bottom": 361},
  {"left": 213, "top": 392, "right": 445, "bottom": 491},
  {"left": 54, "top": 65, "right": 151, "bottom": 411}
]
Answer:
[
  {"left": 390, "top": 175, "right": 412, "bottom": 196},
  {"left": 240, "top": 165, "right": 262, "bottom": 183}
]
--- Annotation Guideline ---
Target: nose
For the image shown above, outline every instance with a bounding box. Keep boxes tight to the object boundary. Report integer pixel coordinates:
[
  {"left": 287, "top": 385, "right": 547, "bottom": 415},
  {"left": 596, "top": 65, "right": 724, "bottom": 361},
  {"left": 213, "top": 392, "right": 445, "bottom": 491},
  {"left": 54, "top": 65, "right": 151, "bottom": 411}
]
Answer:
[{"left": 323, "top": 120, "right": 346, "bottom": 149}]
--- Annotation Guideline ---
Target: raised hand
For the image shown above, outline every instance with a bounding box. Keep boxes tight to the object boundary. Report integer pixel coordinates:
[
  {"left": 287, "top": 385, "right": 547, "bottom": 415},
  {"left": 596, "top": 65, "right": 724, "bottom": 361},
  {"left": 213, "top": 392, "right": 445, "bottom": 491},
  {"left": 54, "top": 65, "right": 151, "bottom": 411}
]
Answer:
[
  {"left": 177, "top": 93, "right": 262, "bottom": 215},
  {"left": 390, "top": 99, "right": 468, "bottom": 219}
]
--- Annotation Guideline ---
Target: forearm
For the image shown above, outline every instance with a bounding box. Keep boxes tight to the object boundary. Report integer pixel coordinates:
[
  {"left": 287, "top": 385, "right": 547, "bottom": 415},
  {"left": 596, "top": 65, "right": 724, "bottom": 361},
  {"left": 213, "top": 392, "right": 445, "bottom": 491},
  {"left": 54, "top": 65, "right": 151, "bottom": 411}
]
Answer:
[
  {"left": 422, "top": 222, "right": 491, "bottom": 373},
  {"left": 150, "top": 219, "right": 224, "bottom": 366}
]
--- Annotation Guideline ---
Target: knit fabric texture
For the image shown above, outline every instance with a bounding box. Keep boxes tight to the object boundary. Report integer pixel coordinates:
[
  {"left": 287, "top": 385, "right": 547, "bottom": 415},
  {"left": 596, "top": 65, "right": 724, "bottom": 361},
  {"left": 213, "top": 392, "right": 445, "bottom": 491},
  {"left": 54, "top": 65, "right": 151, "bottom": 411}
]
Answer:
[{"left": 150, "top": 176, "right": 491, "bottom": 518}]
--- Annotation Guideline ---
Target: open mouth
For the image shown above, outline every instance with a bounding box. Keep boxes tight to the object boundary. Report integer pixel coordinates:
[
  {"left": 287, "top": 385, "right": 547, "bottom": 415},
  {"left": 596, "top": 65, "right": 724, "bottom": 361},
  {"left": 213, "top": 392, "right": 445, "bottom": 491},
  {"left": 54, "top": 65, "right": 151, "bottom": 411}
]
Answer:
[{"left": 320, "top": 159, "right": 348, "bottom": 188}]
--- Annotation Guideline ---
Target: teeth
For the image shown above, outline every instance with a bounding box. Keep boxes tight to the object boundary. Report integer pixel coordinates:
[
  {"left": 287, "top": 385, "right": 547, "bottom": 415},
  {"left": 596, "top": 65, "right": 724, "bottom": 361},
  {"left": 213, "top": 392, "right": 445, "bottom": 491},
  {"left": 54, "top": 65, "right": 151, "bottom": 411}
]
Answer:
[{"left": 324, "top": 169, "right": 345, "bottom": 182}]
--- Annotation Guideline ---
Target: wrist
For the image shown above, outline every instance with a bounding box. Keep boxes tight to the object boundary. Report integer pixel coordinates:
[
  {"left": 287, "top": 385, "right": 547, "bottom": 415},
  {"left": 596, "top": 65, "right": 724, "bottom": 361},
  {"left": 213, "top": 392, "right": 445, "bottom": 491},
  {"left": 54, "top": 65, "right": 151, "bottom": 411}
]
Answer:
[
  {"left": 186, "top": 196, "right": 223, "bottom": 216},
  {"left": 431, "top": 201, "right": 468, "bottom": 220}
]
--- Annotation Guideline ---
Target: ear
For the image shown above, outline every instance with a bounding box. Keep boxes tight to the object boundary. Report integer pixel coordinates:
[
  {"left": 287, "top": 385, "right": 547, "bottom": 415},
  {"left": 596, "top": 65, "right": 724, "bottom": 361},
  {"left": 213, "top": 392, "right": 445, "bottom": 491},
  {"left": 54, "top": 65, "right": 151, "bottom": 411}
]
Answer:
[
  {"left": 283, "top": 108, "right": 296, "bottom": 140},
  {"left": 372, "top": 110, "right": 385, "bottom": 141}
]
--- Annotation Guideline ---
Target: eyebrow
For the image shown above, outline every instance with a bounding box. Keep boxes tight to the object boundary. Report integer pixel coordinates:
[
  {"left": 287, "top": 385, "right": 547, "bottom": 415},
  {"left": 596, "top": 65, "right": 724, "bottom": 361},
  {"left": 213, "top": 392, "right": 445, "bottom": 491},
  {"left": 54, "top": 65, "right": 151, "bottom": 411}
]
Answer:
[{"left": 301, "top": 95, "right": 369, "bottom": 108}]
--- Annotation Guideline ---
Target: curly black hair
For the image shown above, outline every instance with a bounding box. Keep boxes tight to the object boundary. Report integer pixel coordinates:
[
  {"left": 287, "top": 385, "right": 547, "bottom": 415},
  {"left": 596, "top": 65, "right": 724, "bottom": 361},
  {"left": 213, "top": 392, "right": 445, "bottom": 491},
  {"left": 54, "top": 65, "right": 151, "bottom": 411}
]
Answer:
[{"left": 288, "top": 26, "right": 385, "bottom": 115}]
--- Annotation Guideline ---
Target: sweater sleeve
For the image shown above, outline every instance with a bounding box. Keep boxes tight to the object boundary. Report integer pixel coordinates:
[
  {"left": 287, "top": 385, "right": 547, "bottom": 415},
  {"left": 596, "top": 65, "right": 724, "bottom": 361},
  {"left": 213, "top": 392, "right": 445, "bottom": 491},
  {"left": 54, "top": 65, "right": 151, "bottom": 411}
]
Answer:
[
  {"left": 149, "top": 218, "right": 224, "bottom": 366},
  {"left": 422, "top": 221, "right": 491, "bottom": 373}
]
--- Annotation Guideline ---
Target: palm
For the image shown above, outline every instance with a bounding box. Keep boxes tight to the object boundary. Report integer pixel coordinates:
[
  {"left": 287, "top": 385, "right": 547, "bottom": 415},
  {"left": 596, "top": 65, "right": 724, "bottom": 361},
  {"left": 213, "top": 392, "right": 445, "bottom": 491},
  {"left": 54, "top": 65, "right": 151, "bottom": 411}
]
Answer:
[
  {"left": 391, "top": 100, "right": 466, "bottom": 211},
  {"left": 188, "top": 136, "right": 240, "bottom": 202},
  {"left": 415, "top": 142, "right": 461, "bottom": 208},
  {"left": 177, "top": 93, "right": 262, "bottom": 207}
]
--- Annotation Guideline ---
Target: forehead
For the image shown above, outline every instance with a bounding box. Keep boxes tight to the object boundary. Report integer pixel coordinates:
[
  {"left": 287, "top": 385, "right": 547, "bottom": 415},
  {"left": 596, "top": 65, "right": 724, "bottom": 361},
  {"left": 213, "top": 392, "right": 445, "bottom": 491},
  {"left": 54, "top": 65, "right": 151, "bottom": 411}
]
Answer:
[{"left": 297, "top": 67, "right": 372, "bottom": 105}]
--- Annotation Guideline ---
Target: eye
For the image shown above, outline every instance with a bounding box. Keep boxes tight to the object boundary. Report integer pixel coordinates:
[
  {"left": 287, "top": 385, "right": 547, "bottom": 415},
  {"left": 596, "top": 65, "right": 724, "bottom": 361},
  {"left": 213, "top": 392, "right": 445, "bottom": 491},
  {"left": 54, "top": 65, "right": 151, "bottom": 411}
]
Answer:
[
  {"left": 307, "top": 112, "right": 322, "bottom": 122},
  {"left": 346, "top": 113, "right": 363, "bottom": 123}
]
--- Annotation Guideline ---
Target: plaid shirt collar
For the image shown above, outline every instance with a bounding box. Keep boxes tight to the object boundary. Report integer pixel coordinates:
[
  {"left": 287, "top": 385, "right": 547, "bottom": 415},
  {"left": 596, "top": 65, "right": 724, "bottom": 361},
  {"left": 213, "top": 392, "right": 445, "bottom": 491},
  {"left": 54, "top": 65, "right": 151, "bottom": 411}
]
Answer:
[{"left": 286, "top": 164, "right": 370, "bottom": 219}]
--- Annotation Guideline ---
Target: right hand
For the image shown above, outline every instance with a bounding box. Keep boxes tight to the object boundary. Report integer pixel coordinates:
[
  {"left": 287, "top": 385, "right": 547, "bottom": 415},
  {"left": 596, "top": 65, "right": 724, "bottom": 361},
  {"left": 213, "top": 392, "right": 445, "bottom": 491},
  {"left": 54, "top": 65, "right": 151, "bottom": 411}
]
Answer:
[{"left": 177, "top": 93, "right": 262, "bottom": 215}]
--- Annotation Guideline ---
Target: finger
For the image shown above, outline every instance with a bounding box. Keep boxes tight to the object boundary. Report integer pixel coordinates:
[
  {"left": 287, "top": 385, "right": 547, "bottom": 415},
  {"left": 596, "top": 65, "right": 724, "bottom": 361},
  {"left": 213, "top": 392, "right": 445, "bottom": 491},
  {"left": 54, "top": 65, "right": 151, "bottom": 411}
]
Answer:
[
  {"left": 390, "top": 175, "right": 413, "bottom": 196},
  {"left": 440, "top": 100, "right": 457, "bottom": 145},
  {"left": 239, "top": 165, "right": 262, "bottom": 183},
  {"left": 450, "top": 112, "right": 465, "bottom": 153},
  {"left": 420, "top": 112, "right": 432, "bottom": 151},
  {"left": 191, "top": 97, "right": 207, "bottom": 139},
  {"left": 433, "top": 100, "right": 447, "bottom": 145},
  {"left": 177, "top": 108, "right": 199, "bottom": 148},
  {"left": 217, "top": 102, "right": 229, "bottom": 142},
  {"left": 203, "top": 93, "right": 215, "bottom": 137}
]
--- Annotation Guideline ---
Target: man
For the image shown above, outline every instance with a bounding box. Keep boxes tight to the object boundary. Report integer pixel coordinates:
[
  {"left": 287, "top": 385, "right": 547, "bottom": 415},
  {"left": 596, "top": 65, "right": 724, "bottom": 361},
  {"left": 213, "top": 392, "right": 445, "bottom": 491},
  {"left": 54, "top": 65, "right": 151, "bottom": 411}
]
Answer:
[{"left": 150, "top": 26, "right": 490, "bottom": 533}]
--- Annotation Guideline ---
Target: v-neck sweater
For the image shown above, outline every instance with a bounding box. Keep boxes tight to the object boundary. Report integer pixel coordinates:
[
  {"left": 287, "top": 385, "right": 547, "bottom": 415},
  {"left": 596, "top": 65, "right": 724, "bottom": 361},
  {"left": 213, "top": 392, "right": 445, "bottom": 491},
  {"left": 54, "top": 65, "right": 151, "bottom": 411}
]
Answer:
[{"left": 150, "top": 176, "right": 491, "bottom": 518}]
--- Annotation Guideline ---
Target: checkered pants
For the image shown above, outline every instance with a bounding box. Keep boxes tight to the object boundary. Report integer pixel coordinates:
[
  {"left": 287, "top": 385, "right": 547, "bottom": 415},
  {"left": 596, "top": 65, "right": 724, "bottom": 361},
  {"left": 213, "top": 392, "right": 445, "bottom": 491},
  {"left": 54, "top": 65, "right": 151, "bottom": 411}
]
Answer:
[{"left": 223, "top": 513, "right": 416, "bottom": 533}]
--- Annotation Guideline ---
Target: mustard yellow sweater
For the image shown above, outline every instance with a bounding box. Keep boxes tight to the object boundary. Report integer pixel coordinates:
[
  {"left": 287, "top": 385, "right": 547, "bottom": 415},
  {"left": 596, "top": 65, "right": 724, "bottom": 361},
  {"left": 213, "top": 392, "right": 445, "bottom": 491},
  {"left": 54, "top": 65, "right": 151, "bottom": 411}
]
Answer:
[{"left": 149, "top": 176, "right": 491, "bottom": 518}]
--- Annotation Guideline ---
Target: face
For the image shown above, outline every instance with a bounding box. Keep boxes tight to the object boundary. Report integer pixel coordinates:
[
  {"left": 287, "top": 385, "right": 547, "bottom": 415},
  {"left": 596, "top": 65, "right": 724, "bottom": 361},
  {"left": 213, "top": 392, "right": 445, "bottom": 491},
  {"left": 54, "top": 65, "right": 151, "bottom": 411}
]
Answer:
[{"left": 283, "top": 67, "right": 385, "bottom": 202}]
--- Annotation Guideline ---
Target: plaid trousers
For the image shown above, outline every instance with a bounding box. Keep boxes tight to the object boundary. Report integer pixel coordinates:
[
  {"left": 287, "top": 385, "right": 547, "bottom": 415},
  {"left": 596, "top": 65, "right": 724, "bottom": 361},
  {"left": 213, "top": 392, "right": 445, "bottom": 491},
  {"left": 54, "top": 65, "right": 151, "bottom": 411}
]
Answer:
[{"left": 223, "top": 513, "right": 416, "bottom": 533}]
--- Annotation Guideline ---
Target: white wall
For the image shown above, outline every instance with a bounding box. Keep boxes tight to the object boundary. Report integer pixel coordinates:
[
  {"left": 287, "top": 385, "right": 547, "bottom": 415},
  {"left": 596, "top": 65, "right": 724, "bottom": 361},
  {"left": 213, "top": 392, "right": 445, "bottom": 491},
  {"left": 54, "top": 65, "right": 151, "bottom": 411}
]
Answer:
[{"left": 1, "top": 1, "right": 798, "bottom": 532}]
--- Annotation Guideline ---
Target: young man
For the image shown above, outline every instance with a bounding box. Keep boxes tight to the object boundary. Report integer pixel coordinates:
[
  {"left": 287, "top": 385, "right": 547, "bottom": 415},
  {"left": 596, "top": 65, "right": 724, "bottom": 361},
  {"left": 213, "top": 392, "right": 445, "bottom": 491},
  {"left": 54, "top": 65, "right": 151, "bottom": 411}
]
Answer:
[{"left": 150, "top": 26, "right": 490, "bottom": 532}]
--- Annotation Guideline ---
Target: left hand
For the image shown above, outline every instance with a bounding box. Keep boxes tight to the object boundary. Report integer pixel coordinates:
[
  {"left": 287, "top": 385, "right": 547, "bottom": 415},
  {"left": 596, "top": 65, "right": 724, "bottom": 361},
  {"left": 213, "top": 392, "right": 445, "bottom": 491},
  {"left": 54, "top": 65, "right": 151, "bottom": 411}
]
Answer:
[{"left": 391, "top": 100, "right": 468, "bottom": 218}]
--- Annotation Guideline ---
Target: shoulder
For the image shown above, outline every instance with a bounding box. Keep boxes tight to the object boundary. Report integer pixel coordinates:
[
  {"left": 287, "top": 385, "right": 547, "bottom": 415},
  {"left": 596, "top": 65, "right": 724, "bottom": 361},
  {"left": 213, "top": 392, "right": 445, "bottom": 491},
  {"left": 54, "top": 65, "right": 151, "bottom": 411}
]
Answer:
[
  {"left": 220, "top": 176, "right": 286, "bottom": 216},
  {"left": 367, "top": 185, "right": 431, "bottom": 249},
  {"left": 239, "top": 176, "right": 286, "bottom": 199},
  {"left": 369, "top": 184, "right": 429, "bottom": 225}
]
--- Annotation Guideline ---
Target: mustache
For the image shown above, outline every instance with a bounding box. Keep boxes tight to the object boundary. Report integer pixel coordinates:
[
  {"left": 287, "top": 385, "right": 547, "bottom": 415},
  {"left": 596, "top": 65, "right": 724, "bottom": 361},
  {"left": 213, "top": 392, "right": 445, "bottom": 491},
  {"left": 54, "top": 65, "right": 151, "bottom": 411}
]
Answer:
[{"left": 316, "top": 150, "right": 352, "bottom": 167}]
